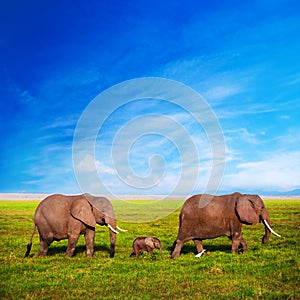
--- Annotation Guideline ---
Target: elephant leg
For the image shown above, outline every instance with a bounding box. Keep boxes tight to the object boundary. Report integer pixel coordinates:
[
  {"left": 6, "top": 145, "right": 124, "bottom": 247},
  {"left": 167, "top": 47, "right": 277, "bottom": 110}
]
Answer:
[
  {"left": 231, "top": 232, "right": 246, "bottom": 254},
  {"left": 171, "top": 239, "right": 184, "bottom": 258},
  {"left": 193, "top": 239, "right": 204, "bottom": 253},
  {"left": 238, "top": 236, "right": 248, "bottom": 254},
  {"left": 130, "top": 244, "right": 141, "bottom": 257},
  {"left": 66, "top": 233, "right": 80, "bottom": 257},
  {"left": 39, "top": 237, "right": 52, "bottom": 256},
  {"left": 172, "top": 235, "right": 193, "bottom": 258},
  {"left": 231, "top": 232, "right": 240, "bottom": 254},
  {"left": 146, "top": 246, "right": 154, "bottom": 254},
  {"left": 231, "top": 239, "right": 239, "bottom": 253},
  {"left": 134, "top": 248, "right": 142, "bottom": 256},
  {"left": 84, "top": 229, "right": 95, "bottom": 257}
]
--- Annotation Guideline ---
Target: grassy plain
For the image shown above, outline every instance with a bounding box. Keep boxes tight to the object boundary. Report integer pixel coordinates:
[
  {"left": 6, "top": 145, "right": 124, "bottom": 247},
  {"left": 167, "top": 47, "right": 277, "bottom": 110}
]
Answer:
[{"left": 0, "top": 199, "right": 299, "bottom": 299}]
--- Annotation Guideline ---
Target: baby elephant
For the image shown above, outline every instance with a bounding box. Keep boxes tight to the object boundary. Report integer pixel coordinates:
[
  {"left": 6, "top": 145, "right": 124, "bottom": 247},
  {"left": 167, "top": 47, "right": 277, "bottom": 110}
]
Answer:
[{"left": 130, "top": 237, "right": 162, "bottom": 257}]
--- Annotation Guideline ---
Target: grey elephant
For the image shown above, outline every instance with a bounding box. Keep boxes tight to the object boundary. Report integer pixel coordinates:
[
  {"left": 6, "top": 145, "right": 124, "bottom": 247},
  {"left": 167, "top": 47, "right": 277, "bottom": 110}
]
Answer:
[
  {"left": 130, "top": 237, "right": 162, "bottom": 256},
  {"left": 171, "top": 193, "right": 281, "bottom": 258},
  {"left": 25, "top": 193, "right": 126, "bottom": 258}
]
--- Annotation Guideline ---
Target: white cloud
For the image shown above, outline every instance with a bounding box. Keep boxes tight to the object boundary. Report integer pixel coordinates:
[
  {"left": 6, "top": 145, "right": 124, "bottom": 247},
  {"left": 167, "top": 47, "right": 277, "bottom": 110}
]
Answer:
[
  {"left": 43, "top": 116, "right": 78, "bottom": 129},
  {"left": 284, "top": 73, "right": 300, "bottom": 86},
  {"left": 222, "top": 151, "right": 300, "bottom": 192},
  {"left": 98, "top": 161, "right": 116, "bottom": 175},
  {"left": 76, "top": 154, "right": 96, "bottom": 173},
  {"left": 203, "top": 84, "right": 242, "bottom": 101},
  {"left": 20, "top": 90, "right": 37, "bottom": 104},
  {"left": 77, "top": 154, "right": 115, "bottom": 175},
  {"left": 225, "top": 128, "right": 260, "bottom": 145}
]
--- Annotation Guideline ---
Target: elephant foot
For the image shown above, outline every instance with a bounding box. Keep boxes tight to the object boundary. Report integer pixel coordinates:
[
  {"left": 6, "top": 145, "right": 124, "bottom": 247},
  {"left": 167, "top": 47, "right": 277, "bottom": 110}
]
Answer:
[
  {"left": 66, "top": 247, "right": 75, "bottom": 257},
  {"left": 171, "top": 251, "right": 180, "bottom": 259},
  {"left": 86, "top": 249, "right": 94, "bottom": 257}
]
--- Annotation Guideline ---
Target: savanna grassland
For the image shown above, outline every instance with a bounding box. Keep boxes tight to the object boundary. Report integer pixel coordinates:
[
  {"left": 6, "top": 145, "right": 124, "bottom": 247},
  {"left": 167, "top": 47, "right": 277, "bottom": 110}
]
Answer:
[{"left": 0, "top": 199, "right": 299, "bottom": 299}]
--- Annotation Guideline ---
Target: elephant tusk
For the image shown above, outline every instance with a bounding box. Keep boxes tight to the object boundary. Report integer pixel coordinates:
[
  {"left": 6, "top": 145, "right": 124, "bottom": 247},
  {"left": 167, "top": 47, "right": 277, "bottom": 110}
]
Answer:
[
  {"left": 263, "top": 219, "right": 281, "bottom": 237},
  {"left": 195, "top": 249, "right": 206, "bottom": 258},
  {"left": 108, "top": 224, "right": 119, "bottom": 234},
  {"left": 117, "top": 226, "right": 127, "bottom": 232}
]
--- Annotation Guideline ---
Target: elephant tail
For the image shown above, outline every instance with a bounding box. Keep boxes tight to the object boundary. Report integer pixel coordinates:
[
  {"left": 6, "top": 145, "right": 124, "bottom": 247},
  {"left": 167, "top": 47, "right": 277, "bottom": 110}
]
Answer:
[{"left": 24, "top": 224, "right": 36, "bottom": 257}]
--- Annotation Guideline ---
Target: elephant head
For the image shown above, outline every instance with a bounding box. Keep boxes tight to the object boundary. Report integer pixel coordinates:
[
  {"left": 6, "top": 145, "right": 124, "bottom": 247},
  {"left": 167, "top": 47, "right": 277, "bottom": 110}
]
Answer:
[
  {"left": 145, "top": 237, "right": 162, "bottom": 253},
  {"left": 235, "top": 194, "right": 281, "bottom": 244},
  {"left": 70, "top": 194, "right": 126, "bottom": 258}
]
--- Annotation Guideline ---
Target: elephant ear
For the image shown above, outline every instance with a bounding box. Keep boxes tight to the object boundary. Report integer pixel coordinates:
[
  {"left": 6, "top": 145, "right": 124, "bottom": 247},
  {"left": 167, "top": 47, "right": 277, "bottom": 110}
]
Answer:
[
  {"left": 145, "top": 237, "right": 154, "bottom": 248},
  {"left": 70, "top": 198, "right": 96, "bottom": 228},
  {"left": 84, "top": 194, "right": 115, "bottom": 219},
  {"left": 236, "top": 196, "right": 260, "bottom": 224}
]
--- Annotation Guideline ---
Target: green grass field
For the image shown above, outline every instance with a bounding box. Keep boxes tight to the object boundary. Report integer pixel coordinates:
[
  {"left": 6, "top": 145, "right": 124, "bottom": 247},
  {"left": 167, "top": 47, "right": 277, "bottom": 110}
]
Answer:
[{"left": 0, "top": 199, "right": 299, "bottom": 299}]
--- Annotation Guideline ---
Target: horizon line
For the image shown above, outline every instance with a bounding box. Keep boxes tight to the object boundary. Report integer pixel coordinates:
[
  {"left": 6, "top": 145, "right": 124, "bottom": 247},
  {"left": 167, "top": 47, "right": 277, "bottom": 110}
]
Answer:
[{"left": 0, "top": 192, "right": 299, "bottom": 201}]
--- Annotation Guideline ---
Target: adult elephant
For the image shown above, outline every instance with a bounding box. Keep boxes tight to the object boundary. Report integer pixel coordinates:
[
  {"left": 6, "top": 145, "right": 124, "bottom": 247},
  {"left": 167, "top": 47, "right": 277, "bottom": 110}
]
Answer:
[
  {"left": 25, "top": 193, "right": 126, "bottom": 258},
  {"left": 171, "top": 192, "right": 281, "bottom": 258}
]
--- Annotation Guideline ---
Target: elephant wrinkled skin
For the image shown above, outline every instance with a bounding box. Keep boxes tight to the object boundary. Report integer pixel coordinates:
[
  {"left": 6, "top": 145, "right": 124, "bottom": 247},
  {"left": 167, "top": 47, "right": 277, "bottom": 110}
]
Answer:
[{"left": 171, "top": 192, "right": 281, "bottom": 258}]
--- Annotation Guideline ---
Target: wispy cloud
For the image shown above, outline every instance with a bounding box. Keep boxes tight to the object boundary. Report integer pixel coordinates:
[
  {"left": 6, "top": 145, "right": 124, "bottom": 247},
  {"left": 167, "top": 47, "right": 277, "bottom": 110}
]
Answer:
[
  {"left": 77, "top": 154, "right": 115, "bottom": 175},
  {"left": 222, "top": 151, "right": 300, "bottom": 192},
  {"left": 284, "top": 73, "right": 300, "bottom": 86},
  {"left": 203, "top": 84, "right": 243, "bottom": 101},
  {"left": 42, "top": 116, "right": 78, "bottom": 130},
  {"left": 225, "top": 128, "right": 260, "bottom": 145}
]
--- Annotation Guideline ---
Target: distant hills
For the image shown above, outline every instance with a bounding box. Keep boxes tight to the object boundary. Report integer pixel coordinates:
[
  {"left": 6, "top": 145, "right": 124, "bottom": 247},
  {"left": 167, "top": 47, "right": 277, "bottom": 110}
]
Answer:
[
  {"left": 218, "top": 189, "right": 300, "bottom": 197},
  {"left": 0, "top": 190, "right": 300, "bottom": 200},
  {"left": 268, "top": 189, "right": 300, "bottom": 196},
  {"left": 0, "top": 193, "right": 49, "bottom": 200}
]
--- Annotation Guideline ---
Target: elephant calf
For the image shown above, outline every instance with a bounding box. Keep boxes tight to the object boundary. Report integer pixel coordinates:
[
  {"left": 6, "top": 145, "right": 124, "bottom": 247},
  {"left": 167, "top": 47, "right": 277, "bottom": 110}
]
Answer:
[{"left": 130, "top": 237, "right": 162, "bottom": 256}]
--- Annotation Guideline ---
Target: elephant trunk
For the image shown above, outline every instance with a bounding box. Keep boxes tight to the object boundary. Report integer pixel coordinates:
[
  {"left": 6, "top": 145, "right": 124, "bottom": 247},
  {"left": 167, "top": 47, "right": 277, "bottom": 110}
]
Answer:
[
  {"left": 110, "top": 232, "right": 116, "bottom": 258},
  {"left": 106, "top": 220, "right": 127, "bottom": 258},
  {"left": 260, "top": 209, "right": 281, "bottom": 243},
  {"left": 107, "top": 219, "right": 117, "bottom": 258}
]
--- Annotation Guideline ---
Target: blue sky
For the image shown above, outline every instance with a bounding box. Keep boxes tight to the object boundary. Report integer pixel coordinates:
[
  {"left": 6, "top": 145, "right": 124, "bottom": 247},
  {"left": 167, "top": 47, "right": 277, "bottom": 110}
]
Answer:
[{"left": 1, "top": 0, "right": 300, "bottom": 196}]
